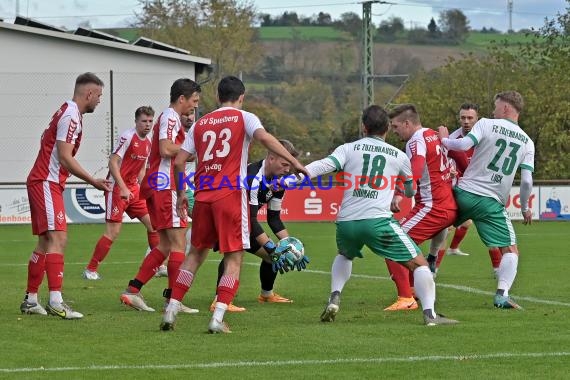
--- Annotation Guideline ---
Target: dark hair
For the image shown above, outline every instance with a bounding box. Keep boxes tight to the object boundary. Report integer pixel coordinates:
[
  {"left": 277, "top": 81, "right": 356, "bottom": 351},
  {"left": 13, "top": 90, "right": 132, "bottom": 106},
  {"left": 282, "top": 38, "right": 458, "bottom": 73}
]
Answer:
[
  {"left": 388, "top": 104, "right": 420, "bottom": 124},
  {"left": 494, "top": 91, "right": 524, "bottom": 113},
  {"left": 170, "top": 78, "right": 201, "bottom": 104},
  {"left": 135, "top": 106, "right": 154, "bottom": 120},
  {"left": 218, "top": 76, "right": 245, "bottom": 103},
  {"left": 278, "top": 139, "right": 299, "bottom": 158},
  {"left": 75, "top": 72, "right": 104, "bottom": 88},
  {"left": 459, "top": 103, "right": 479, "bottom": 113},
  {"left": 362, "top": 105, "right": 389, "bottom": 135}
]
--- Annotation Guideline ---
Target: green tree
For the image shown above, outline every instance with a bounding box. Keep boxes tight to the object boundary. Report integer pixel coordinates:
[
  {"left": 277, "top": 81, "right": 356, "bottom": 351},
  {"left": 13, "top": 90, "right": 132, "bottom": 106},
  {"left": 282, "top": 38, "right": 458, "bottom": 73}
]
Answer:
[
  {"left": 334, "top": 12, "right": 362, "bottom": 38},
  {"left": 395, "top": 3, "right": 570, "bottom": 179},
  {"left": 438, "top": 9, "right": 470, "bottom": 43},
  {"left": 135, "top": 0, "right": 261, "bottom": 109},
  {"left": 377, "top": 16, "right": 405, "bottom": 42}
]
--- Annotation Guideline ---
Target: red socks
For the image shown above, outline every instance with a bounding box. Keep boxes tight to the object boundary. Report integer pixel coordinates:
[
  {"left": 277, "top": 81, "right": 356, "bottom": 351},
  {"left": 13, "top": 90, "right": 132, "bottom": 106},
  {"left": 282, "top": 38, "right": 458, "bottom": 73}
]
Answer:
[
  {"left": 489, "top": 247, "right": 502, "bottom": 269},
  {"left": 385, "top": 259, "right": 413, "bottom": 298},
  {"left": 87, "top": 235, "right": 113, "bottom": 271},
  {"left": 27, "top": 251, "right": 45, "bottom": 293},
  {"left": 147, "top": 231, "right": 159, "bottom": 249},
  {"left": 171, "top": 269, "right": 194, "bottom": 301},
  {"left": 128, "top": 248, "right": 166, "bottom": 292},
  {"left": 167, "top": 251, "right": 185, "bottom": 291},
  {"left": 436, "top": 249, "right": 446, "bottom": 268},
  {"left": 45, "top": 253, "right": 64, "bottom": 291},
  {"left": 450, "top": 226, "right": 469, "bottom": 249},
  {"left": 217, "top": 275, "right": 240, "bottom": 305}
]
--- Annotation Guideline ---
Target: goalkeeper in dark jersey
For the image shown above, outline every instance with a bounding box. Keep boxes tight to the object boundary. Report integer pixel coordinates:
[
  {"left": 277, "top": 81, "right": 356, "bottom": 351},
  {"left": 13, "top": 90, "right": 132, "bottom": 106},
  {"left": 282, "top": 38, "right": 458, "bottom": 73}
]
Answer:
[{"left": 210, "top": 139, "right": 308, "bottom": 312}]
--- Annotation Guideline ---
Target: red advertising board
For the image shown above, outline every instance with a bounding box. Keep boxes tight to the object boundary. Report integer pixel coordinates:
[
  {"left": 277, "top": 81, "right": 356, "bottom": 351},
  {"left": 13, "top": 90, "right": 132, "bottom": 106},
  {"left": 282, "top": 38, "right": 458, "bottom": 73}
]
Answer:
[{"left": 256, "top": 187, "right": 412, "bottom": 222}]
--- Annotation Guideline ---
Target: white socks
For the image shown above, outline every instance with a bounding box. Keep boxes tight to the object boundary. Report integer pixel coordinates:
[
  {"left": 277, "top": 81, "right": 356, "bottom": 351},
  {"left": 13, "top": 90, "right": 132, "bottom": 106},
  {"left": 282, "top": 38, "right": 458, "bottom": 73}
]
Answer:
[
  {"left": 497, "top": 252, "right": 518, "bottom": 296},
  {"left": 331, "top": 254, "right": 353, "bottom": 293},
  {"left": 414, "top": 266, "right": 436, "bottom": 313},
  {"left": 49, "top": 290, "right": 63, "bottom": 305}
]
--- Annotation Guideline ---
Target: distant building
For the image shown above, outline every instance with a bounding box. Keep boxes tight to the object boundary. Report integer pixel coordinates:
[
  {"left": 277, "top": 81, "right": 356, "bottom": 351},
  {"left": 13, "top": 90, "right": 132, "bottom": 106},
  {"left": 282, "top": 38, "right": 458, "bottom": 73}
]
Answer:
[{"left": 0, "top": 17, "right": 211, "bottom": 183}]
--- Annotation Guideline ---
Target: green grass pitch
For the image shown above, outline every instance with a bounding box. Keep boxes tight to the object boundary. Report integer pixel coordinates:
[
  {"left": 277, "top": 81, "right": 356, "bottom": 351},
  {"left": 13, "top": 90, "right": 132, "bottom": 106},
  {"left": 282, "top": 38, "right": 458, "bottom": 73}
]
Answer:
[{"left": 1, "top": 222, "right": 569, "bottom": 379}]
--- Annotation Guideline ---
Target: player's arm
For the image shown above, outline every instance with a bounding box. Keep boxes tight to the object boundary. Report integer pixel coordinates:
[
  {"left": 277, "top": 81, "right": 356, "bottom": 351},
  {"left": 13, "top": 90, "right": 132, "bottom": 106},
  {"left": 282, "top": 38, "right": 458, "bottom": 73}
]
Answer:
[
  {"left": 137, "top": 162, "right": 146, "bottom": 184},
  {"left": 108, "top": 154, "right": 131, "bottom": 199},
  {"left": 439, "top": 124, "right": 478, "bottom": 151},
  {"left": 267, "top": 192, "right": 287, "bottom": 238},
  {"left": 519, "top": 169, "right": 533, "bottom": 224},
  {"left": 159, "top": 139, "right": 180, "bottom": 158},
  {"left": 57, "top": 141, "right": 111, "bottom": 191},
  {"left": 174, "top": 130, "right": 195, "bottom": 218},
  {"left": 250, "top": 203, "right": 271, "bottom": 246},
  {"left": 253, "top": 129, "right": 309, "bottom": 177}
]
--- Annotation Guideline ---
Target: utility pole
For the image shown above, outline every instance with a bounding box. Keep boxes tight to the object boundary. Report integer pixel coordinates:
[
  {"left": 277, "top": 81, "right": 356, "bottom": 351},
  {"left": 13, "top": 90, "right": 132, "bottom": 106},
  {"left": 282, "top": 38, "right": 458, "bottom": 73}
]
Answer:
[
  {"left": 361, "top": 1, "right": 391, "bottom": 137},
  {"left": 507, "top": 0, "right": 514, "bottom": 33},
  {"left": 361, "top": 1, "right": 377, "bottom": 112}
]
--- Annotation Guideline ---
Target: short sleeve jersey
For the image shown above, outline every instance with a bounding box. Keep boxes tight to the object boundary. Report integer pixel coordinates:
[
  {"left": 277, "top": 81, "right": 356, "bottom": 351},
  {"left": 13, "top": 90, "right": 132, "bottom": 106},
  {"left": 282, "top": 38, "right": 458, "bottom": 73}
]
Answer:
[
  {"left": 406, "top": 128, "right": 455, "bottom": 208},
  {"left": 26, "top": 101, "right": 82, "bottom": 188},
  {"left": 181, "top": 106, "right": 263, "bottom": 202},
  {"left": 326, "top": 136, "right": 412, "bottom": 222},
  {"left": 108, "top": 128, "right": 151, "bottom": 188},
  {"left": 140, "top": 107, "right": 185, "bottom": 199},
  {"left": 458, "top": 118, "right": 535, "bottom": 205}
]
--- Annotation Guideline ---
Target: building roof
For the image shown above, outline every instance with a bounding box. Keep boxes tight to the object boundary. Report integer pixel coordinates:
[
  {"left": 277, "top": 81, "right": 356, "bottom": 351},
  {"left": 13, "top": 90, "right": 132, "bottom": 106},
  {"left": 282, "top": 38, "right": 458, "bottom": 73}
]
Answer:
[{"left": 0, "top": 18, "right": 211, "bottom": 70}]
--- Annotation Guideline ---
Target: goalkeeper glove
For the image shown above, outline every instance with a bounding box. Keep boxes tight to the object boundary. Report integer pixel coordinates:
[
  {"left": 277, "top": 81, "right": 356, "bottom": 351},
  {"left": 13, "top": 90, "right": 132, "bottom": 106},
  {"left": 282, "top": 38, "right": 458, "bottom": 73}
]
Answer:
[
  {"left": 265, "top": 240, "right": 286, "bottom": 273},
  {"left": 294, "top": 255, "right": 310, "bottom": 271}
]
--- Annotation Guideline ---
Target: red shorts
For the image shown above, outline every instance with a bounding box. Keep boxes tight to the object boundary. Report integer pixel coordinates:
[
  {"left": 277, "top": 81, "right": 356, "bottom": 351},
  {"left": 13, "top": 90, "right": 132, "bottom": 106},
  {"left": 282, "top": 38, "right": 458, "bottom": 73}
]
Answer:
[
  {"left": 105, "top": 185, "right": 148, "bottom": 222},
  {"left": 191, "top": 190, "right": 249, "bottom": 253},
  {"left": 400, "top": 203, "right": 457, "bottom": 244},
  {"left": 27, "top": 181, "right": 67, "bottom": 235},
  {"left": 147, "top": 190, "right": 188, "bottom": 231}
]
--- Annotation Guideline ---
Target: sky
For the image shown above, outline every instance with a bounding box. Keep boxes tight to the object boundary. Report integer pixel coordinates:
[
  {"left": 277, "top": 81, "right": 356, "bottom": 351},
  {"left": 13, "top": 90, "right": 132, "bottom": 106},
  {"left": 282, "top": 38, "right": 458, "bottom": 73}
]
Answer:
[{"left": 0, "top": 0, "right": 567, "bottom": 32}]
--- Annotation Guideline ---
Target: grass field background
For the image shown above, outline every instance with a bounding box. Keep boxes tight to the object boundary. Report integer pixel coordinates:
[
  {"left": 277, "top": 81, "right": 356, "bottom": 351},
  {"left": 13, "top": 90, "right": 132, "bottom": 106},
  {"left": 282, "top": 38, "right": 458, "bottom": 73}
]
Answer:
[{"left": 1, "top": 221, "right": 569, "bottom": 379}]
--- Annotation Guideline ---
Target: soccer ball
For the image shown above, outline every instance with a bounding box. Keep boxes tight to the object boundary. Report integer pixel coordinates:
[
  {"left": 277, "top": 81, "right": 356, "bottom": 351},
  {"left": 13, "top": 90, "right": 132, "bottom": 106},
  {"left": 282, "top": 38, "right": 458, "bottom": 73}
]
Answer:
[{"left": 277, "top": 237, "right": 305, "bottom": 262}]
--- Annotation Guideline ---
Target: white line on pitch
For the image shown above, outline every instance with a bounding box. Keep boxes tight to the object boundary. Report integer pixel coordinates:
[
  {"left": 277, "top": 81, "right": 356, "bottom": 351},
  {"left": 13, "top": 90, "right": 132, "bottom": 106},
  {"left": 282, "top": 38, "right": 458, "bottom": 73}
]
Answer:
[
  {"left": 1, "top": 351, "right": 569, "bottom": 373},
  {"left": 2, "top": 260, "right": 569, "bottom": 307}
]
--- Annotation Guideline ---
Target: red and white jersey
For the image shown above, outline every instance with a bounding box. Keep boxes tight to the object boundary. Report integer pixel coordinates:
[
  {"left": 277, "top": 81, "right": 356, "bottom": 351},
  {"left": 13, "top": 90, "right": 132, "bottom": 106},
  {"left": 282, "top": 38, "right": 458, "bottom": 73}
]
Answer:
[
  {"left": 26, "top": 101, "right": 82, "bottom": 188},
  {"left": 449, "top": 128, "right": 475, "bottom": 160},
  {"left": 140, "top": 108, "right": 185, "bottom": 199},
  {"left": 108, "top": 128, "right": 151, "bottom": 188},
  {"left": 406, "top": 128, "right": 455, "bottom": 208},
  {"left": 181, "top": 106, "right": 264, "bottom": 202}
]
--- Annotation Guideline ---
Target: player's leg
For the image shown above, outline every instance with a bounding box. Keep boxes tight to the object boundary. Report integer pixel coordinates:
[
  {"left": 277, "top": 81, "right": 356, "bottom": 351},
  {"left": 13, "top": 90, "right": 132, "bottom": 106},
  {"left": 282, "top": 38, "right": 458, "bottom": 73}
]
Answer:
[
  {"left": 456, "top": 188, "right": 522, "bottom": 309},
  {"left": 435, "top": 227, "right": 451, "bottom": 271},
  {"left": 207, "top": 191, "right": 250, "bottom": 333},
  {"left": 368, "top": 217, "right": 458, "bottom": 325},
  {"left": 161, "top": 199, "right": 215, "bottom": 330},
  {"left": 488, "top": 247, "right": 502, "bottom": 277},
  {"left": 253, "top": 241, "right": 293, "bottom": 303},
  {"left": 21, "top": 235, "right": 48, "bottom": 315},
  {"left": 447, "top": 219, "right": 472, "bottom": 256},
  {"left": 31, "top": 182, "right": 82, "bottom": 319},
  {"left": 320, "top": 220, "right": 360, "bottom": 322},
  {"left": 120, "top": 195, "right": 168, "bottom": 312},
  {"left": 426, "top": 227, "right": 449, "bottom": 277},
  {"left": 384, "top": 204, "right": 433, "bottom": 311},
  {"left": 84, "top": 221, "right": 122, "bottom": 280},
  {"left": 162, "top": 226, "right": 198, "bottom": 314},
  {"left": 209, "top": 250, "right": 247, "bottom": 312}
]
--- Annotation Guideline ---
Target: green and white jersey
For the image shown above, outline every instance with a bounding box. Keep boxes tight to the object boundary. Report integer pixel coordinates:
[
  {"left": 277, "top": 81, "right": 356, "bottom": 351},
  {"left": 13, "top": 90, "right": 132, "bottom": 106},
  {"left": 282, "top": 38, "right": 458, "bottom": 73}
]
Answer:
[
  {"left": 458, "top": 118, "right": 535, "bottom": 205},
  {"left": 327, "top": 136, "right": 412, "bottom": 222}
]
